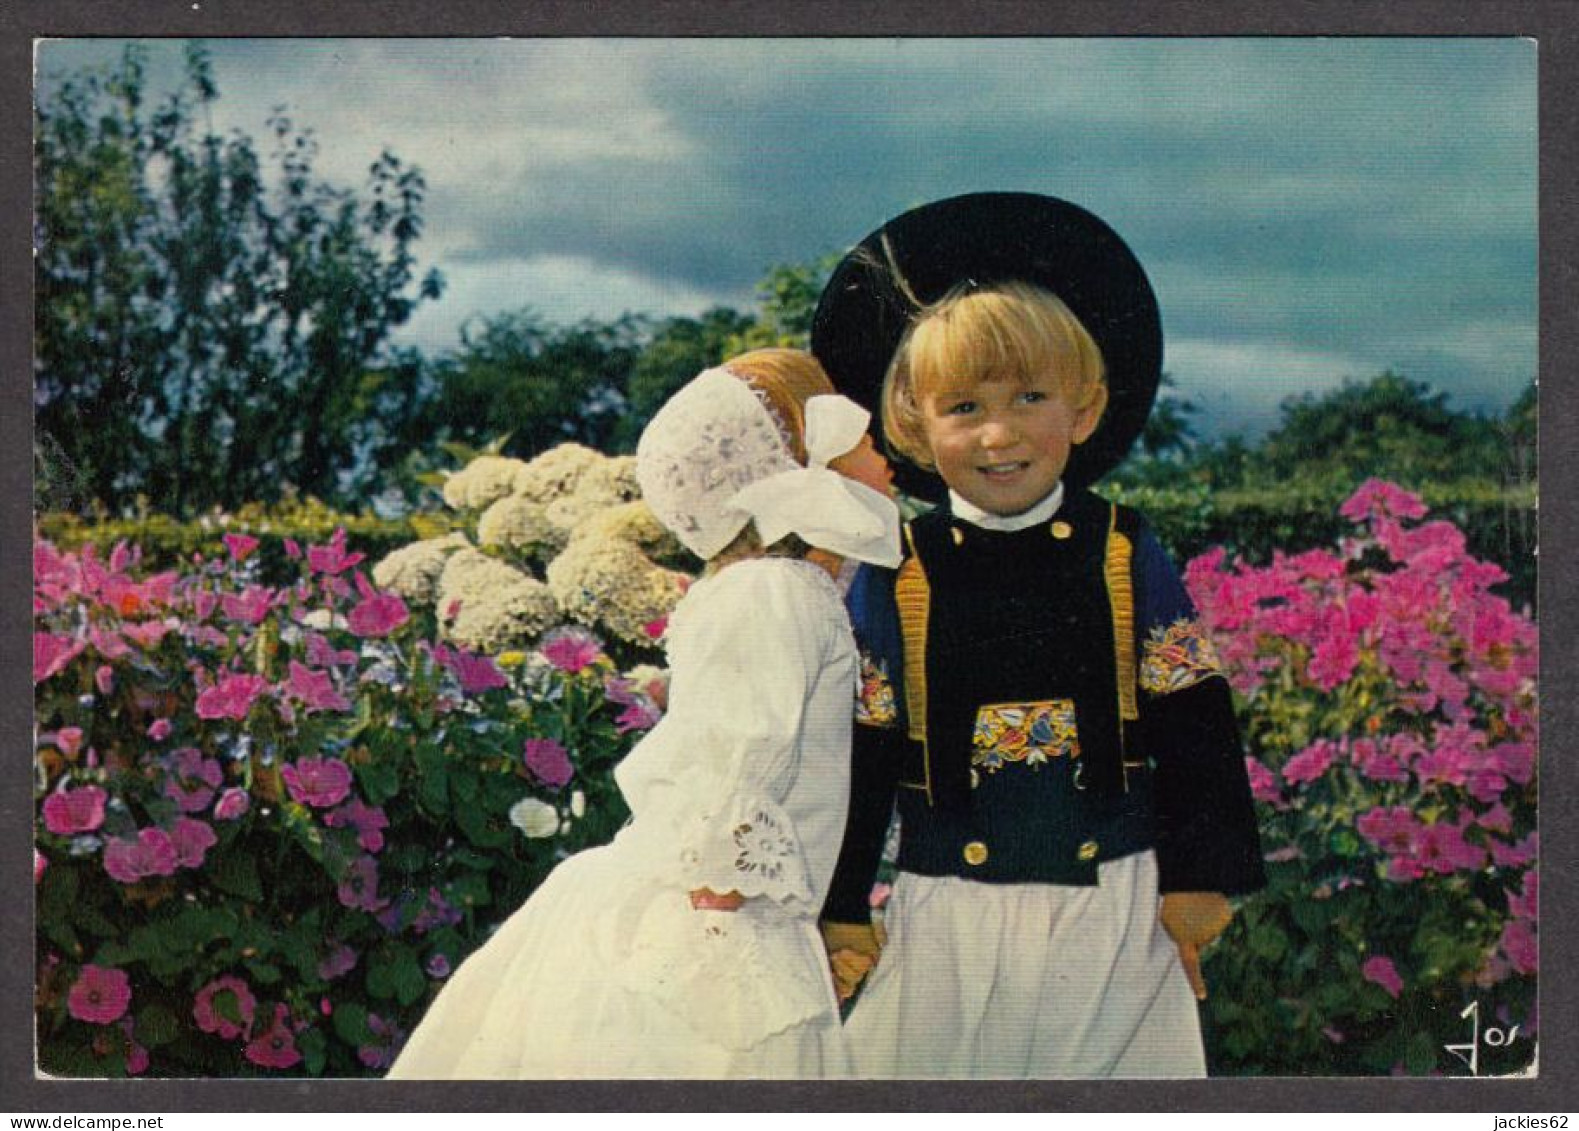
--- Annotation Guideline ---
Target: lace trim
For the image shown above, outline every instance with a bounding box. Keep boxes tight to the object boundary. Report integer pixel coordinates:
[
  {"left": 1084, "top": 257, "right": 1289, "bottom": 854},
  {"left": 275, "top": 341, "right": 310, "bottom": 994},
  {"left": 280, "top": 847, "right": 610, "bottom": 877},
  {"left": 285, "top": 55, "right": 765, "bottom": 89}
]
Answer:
[
  {"left": 613, "top": 893, "right": 835, "bottom": 1051},
  {"left": 678, "top": 789, "right": 816, "bottom": 906}
]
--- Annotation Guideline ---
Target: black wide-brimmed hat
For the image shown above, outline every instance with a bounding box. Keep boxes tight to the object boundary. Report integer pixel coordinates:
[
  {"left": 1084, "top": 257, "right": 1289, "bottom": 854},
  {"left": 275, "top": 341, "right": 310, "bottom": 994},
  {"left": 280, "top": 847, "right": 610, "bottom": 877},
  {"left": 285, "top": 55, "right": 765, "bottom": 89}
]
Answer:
[{"left": 811, "top": 192, "right": 1162, "bottom": 499}]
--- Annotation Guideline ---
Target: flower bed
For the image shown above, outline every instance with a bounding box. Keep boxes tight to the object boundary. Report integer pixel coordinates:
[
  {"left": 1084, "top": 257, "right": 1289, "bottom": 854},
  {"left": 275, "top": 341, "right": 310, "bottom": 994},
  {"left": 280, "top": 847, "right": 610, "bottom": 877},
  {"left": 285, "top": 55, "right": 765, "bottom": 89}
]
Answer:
[{"left": 1191, "top": 480, "right": 1537, "bottom": 1076}]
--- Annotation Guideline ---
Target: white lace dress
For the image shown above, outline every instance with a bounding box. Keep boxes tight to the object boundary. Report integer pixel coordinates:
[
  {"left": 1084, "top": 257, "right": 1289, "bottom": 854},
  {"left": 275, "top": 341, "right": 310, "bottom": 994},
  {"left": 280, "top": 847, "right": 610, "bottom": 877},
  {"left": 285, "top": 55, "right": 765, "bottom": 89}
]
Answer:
[{"left": 388, "top": 557, "right": 856, "bottom": 1079}]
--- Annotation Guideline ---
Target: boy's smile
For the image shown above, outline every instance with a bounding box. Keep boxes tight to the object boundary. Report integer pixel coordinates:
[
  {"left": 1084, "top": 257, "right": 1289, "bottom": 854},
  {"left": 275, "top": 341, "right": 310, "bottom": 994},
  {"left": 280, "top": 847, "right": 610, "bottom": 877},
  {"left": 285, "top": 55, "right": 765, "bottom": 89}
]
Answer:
[{"left": 921, "top": 374, "right": 1102, "bottom": 517}]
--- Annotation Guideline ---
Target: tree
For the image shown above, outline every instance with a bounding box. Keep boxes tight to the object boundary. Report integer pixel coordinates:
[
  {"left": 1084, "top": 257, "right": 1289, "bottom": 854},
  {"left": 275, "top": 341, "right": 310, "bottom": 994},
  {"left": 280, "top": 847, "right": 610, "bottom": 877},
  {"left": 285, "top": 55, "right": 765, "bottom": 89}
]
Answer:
[
  {"left": 429, "top": 310, "right": 648, "bottom": 458},
  {"left": 34, "top": 44, "right": 442, "bottom": 516}
]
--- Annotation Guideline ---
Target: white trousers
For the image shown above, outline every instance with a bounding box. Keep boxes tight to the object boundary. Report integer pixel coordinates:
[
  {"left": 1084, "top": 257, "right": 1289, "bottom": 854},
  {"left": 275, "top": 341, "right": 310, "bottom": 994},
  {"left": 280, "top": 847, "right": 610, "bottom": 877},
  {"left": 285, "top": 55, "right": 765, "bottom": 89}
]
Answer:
[{"left": 843, "top": 851, "right": 1206, "bottom": 1078}]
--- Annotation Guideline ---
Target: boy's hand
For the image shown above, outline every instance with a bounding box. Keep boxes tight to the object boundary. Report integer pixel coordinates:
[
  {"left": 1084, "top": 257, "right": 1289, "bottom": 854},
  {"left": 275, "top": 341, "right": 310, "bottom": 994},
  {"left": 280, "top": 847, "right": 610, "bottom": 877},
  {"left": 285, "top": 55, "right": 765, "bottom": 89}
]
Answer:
[
  {"left": 820, "top": 920, "right": 885, "bottom": 1002},
  {"left": 1160, "top": 891, "right": 1233, "bottom": 1000},
  {"left": 689, "top": 887, "right": 744, "bottom": 911}
]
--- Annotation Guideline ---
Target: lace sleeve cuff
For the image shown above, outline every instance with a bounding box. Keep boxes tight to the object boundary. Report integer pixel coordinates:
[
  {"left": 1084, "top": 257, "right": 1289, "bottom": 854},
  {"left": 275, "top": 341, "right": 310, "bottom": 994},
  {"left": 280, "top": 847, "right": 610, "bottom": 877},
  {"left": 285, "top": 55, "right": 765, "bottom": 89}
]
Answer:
[{"left": 677, "top": 791, "right": 816, "bottom": 906}]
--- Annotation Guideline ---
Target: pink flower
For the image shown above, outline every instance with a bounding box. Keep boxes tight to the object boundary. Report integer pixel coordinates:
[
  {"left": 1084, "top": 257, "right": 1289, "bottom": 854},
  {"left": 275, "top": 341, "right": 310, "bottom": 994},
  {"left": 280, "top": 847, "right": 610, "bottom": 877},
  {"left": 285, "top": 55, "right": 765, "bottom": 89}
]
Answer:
[
  {"left": 121, "top": 619, "right": 174, "bottom": 649},
  {"left": 1415, "top": 822, "right": 1486, "bottom": 876},
  {"left": 614, "top": 701, "right": 662, "bottom": 734},
  {"left": 68, "top": 965, "right": 132, "bottom": 1025},
  {"left": 213, "top": 788, "right": 251, "bottom": 821},
  {"left": 306, "top": 528, "right": 364, "bottom": 576},
  {"left": 221, "top": 585, "right": 275, "bottom": 626},
  {"left": 347, "top": 573, "right": 408, "bottom": 638},
  {"left": 1356, "top": 806, "right": 1419, "bottom": 855},
  {"left": 540, "top": 629, "right": 605, "bottom": 674},
  {"left": 1507, "top": 871, "right": 1537, "bottom": 921},
  {"left": 89, "top": 626, "right": 131, "bottom": 660},
  {"left": 337, "top": 855, "right": 389, "bottom": 912},
  {"left": 1490, "top": 832, "right": 1537, "bottom": 869},
  {"left": 1244, "top": 757, "right": 1281, "bottom": 805},
  {"left": 95, "top": 665, "right": 115, "bottom": 695},
  {"left": 1490, "top": 742, "right": 1535, "bottom": 786},
  {"left": 146, "top": 718, "right": 172, "bottom": 741},
  {"left": 433, "top": 643, "right": 507, "bottom": 694},
  {"left": 284, "top": 661, "right": 351, "bottom": 713},
  {"left": 223, "top": 533, "right": 260, "bottom": 563},
  {"left": 1340, "top": 479, "right": 1428, "bottom": 525},
  {"left": 523, "top": 738, "right": 573, "bottom": 788},
  {"left": 195, "top": 672, "right": 271, "bottom": 721},
  {"left": 53, "top": 727, "right": 85, "bottom": 756},
  {"left": 1362, "top": 955, "right": 1404, "bottom": 999},
  {"left": 119, "top": 1016, "right": 150, "bottom": 1075},
  {"left": 102, "top": 828, "right": 180, "bottom": 884},
  {"left": 35, "top": 850, "right": 47, "bottom": 884},
  {"left": 193, "top": 975, "right": 256, "bottom": 1040},
  {"left": 34, "top": 632, "right": 85, "bottom": 683},
  {"left": 1477, "top": 803, "right": 1514, "bottom": 835},
  {"left": 643, "top": 616, "right": 669, "bottom": 641},
  {"left": 305, "top": 632, "right": 358, "bottom": 669},
  {"left": 318, "top": 945, "right": 358, "bottom": 981},
  {"left": 42, "top": 785, "right": 107, "bottom": 835},
  {"left": 164, "top": 748, "right": 223, "bottom": 813},
  {"left": 325, "top": 798, "right": 389, "bottom": 853},
  {"left": 1500, "top": 919, "right": 1537, "bottom": 976},
  {"left": 1282, "top": 740, "right": 1336, "bottom": 786},
  {"left": 281, "top": 757, "right": 353, "bottom": 809},
  {"left": 243, "top": 1004, "right": 302, "bottom": 1070},
  {"left": 869, "top": 882, "right": 893, "bottom": 911},
  {"left": 284, "top": 538, "right": 302, "bottom": 560},
  {"left": 170, "top": 818, "right": 217, "bottom": 868}
]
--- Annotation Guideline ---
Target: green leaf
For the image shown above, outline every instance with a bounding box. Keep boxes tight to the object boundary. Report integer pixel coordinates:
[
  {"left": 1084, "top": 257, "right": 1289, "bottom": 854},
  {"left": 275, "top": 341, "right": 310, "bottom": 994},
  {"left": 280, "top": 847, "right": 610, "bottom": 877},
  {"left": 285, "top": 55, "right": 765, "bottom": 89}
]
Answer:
[
  {"left": 134, "top": 1004, "right": 180, "bottom": 1048},
  {"left": 367, "top": 946, "right": 426, "bottom": 1007},
  {"left": 208, "top": 849, "right": 264, "bottom": 902},
  {"left": 1404, "top": 1029, "right": 1439, "bottom": 1076},
  {"left": 355, "top": 757, "right": 401, "bottom": 806},
  {"left": 415, "top": 741, "right": 449, "bottom": 816},
  {"left": 298, "top": 1026, "right": 328, "bottom": 1077},
  {"left": 331, "top": 1001, "right": 374, "bottom": 1046}
]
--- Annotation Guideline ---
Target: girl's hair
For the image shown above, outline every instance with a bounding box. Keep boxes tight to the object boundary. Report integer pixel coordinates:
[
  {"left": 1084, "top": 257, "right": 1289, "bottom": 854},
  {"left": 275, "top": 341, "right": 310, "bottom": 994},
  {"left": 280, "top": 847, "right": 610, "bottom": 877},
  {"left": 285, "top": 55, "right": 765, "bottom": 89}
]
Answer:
[
  {"left": 704, "top": 348, "right": 836, "bottom": 569},
  {"left": 719, "top": 347, "right": 837, "bottom": 465},
  {"left": 881, "top": 281, "right": 1108, "bottom": 471}
]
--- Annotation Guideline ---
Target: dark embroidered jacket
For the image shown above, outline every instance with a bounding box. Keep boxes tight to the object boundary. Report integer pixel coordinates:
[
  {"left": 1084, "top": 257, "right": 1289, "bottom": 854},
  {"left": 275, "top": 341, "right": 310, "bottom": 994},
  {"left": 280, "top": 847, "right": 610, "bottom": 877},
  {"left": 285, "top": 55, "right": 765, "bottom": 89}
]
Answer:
[{"left": 823, "top": 488, "right": 1266, "bottom": 922}]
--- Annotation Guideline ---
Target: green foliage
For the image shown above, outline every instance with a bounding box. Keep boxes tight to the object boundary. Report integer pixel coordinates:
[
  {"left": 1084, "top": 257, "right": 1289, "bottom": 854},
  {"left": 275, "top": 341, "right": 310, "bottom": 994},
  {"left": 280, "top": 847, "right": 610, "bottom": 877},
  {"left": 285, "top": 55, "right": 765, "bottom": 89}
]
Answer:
[
  {"left": 616, "top": 307, "right": 757, "bottom": 448},
  {"left": 430, "top": 310, "right": 648, "bottom": 459},
  {"left": 35, "top": 44, "right": 442, "bottom": 517}
]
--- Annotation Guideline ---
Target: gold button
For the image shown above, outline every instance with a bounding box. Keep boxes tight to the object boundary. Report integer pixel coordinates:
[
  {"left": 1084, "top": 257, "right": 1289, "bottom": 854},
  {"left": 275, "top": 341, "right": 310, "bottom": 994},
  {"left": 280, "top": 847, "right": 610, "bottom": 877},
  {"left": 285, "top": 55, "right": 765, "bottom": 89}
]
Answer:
[
  {"left": 1077, "top": 840, "right": 1099, "bottom": 862},
  {"left": 1051, "top": 520, "right": 1073, "bottom": 540},
  {"left": 950, "top": 526, "right": 965, "bottom": 546},
  {"left": 963, "top": 841, "right": 989, "bottom": 866}
]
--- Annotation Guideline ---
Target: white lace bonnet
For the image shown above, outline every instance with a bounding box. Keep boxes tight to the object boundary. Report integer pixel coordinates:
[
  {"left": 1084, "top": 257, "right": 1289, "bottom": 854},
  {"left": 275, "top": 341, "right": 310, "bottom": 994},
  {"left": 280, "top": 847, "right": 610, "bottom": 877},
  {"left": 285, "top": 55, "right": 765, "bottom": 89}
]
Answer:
[{"left": 636, "top": 366, "right": 901, "bottom": 567}]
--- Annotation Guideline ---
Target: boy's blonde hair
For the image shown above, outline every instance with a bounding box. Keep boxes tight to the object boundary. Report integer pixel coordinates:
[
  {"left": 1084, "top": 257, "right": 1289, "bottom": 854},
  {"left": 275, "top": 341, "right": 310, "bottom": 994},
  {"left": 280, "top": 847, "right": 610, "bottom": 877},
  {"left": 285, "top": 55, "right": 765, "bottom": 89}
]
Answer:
[
  {"left": 882, "top": 281, "right": 1108, "bottom": 471},
  {"left": 721, "top": 347, "right": 837, "bottom": 465}
]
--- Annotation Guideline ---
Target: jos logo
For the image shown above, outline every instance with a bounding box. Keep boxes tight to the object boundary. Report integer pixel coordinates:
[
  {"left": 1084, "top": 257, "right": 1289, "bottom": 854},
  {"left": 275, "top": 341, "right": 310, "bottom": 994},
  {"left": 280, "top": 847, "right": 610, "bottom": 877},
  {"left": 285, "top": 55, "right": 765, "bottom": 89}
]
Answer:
[{"left": 1443, "top": 1000, "right": 1520, "bottom": 1076}]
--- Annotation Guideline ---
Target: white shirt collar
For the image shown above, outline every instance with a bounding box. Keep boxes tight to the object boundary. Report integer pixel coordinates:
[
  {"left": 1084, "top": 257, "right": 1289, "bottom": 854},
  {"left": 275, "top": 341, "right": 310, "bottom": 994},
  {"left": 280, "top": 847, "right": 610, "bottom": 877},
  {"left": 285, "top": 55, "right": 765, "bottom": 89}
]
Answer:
[{"left": 948, "top": 481, "right": 1064, "bottom": 532}]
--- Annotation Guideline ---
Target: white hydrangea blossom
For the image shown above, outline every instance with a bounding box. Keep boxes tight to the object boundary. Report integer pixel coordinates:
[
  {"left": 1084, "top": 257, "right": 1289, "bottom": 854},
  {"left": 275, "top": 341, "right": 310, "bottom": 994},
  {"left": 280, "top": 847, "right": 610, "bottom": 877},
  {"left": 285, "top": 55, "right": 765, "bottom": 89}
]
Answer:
[
  {"left": 442, "top": 455, "right": 531, "bottom": 511},
  {"left": 578, "top": 454, "right": 641, "bottom": 506},
  {"left": 371, "top": 533, "right": 472, "bottom": 604},
  {"left": 546, "top": 535, "right": 687, "bottom": 647},
  {"left": 477, "top": 496, "right": 565, "bottom": 561},
  {"left": 511, "top": 443, "right": 606, "bottom": 504},
  {"left": 569, "top": 500, "right": 684, "bottom": 561},
  {"left": 437, "top": 549, "right": 560, "bottom": 652},
  {"left": 508, "top": 796, "right": 562, "bottom": 838}
]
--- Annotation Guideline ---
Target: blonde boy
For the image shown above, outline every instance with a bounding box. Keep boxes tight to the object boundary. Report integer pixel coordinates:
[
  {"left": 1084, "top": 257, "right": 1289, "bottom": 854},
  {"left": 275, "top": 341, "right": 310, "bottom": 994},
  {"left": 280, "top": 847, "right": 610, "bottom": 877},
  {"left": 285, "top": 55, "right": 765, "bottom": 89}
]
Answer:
[{"left": 814, "top": 194, "right": 1265, "bottom": 1078}]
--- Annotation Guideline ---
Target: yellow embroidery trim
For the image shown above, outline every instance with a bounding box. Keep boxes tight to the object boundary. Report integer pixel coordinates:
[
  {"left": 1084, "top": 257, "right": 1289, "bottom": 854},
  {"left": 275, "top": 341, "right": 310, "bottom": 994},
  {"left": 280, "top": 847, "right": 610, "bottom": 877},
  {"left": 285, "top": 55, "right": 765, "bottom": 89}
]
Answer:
[
  {"left": 1105, "top": 508, "right": 1139, "bottom": 723},
  {"left": 1140, "top": 617, "right": 1224, "bottom": 694},
  {"left": 894, "top": 522, "right": 932, "bottom": 801},
  {"left": 971, "top": 699, "right": 1080, "bottom": 775}
]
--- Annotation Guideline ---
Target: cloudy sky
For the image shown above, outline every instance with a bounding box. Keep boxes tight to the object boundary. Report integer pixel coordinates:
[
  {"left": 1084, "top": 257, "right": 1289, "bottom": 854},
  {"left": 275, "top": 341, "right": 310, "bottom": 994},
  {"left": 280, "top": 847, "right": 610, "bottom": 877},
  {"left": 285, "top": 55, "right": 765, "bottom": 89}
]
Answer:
[{"left": 36, "top": 37, "right": 1536, "bottom": 438}]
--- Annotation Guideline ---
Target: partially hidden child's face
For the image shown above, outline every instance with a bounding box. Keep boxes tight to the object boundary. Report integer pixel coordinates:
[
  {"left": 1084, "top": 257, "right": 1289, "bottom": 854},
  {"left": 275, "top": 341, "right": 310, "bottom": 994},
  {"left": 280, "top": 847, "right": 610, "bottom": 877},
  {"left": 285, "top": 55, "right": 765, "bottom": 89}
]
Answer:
[
  {"left": 920, "top": 371, "right": 1101, "bottom": 517},
  {"left": 828, "top": 433, "right": 895, "bottom": 498}
]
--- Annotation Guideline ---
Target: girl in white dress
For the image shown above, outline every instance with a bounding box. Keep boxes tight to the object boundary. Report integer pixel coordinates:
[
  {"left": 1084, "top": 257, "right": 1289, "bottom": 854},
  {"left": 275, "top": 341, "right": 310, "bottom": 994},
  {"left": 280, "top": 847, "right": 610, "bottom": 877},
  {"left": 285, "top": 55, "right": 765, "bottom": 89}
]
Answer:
[{"left": 387, "top": 350, "right": 900, "bottom": 1079}]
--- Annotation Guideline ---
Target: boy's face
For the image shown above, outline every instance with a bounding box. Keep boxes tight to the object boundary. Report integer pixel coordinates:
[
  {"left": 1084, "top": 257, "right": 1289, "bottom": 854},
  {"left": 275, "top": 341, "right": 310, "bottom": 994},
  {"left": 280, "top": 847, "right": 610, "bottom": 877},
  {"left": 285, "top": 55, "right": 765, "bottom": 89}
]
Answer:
[{"left": 919, "top": 371, "right": 1101, "bottom": 517}]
